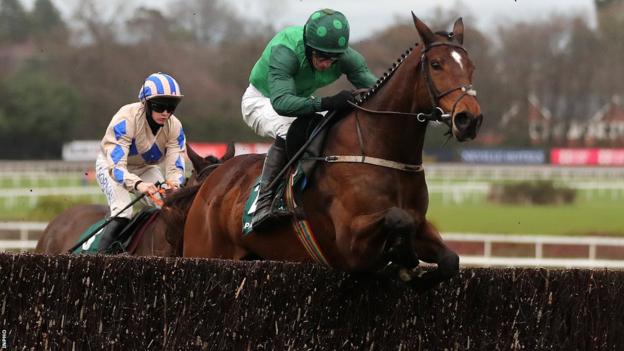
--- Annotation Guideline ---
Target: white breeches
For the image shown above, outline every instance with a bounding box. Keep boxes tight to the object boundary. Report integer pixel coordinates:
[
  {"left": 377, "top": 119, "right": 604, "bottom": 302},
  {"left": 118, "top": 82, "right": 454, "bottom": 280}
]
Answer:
[
  {"left": 241, "top": 84, "right": 294, "bottom": 139},
  {"left": 95, "top": 154, "right": 164, "bottom": 219}
]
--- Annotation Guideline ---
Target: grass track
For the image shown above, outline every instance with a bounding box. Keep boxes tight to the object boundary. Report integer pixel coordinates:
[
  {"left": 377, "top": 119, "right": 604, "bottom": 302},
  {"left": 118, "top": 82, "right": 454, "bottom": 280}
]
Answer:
[
  {"left": 427, "top": 193, "right": 624, "bottom": 236},
  {"left": 1, "top": 176, "right": 623, "bottom": 236}
]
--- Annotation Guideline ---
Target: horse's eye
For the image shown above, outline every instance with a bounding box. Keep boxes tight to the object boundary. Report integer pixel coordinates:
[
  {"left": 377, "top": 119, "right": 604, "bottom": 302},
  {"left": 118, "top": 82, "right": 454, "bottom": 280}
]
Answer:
[{"left": 431, "top": 61, "right": 442, "bottom": 70}]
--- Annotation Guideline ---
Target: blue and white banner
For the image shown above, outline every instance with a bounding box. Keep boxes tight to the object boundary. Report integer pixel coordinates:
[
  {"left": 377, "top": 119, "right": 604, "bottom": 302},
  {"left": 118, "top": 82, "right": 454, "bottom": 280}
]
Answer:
[{"left": 460, "top": 149, "right": 546, "bottom": 164}]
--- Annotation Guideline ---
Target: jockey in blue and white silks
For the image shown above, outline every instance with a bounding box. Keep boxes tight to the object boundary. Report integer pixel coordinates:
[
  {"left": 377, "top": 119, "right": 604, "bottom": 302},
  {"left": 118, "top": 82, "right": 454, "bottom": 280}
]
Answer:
[{"left": 94, "top": 72, "right": 186, "bottom": 251}]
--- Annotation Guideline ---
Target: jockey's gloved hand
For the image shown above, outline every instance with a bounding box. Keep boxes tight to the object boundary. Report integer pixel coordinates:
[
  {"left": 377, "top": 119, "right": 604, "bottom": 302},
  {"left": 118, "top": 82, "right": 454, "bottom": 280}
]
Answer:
[
  {"left": 135, "top": 181, "right": 159, "bottom": 195},
  {"left": 321, "top": 90, "right": 355, "bottom": 111}
]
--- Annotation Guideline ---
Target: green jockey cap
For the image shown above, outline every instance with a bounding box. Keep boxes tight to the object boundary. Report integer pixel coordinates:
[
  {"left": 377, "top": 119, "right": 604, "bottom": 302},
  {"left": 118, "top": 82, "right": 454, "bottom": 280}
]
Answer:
[{"left": 304, "top": 9, "right": 350, "bottom": 54}]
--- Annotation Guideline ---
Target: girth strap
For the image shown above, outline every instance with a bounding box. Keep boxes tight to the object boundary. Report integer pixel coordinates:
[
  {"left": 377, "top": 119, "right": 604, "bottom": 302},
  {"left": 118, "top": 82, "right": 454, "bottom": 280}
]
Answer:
[{"left": 284, "top": 169, "right": 330, "bottom": 266}]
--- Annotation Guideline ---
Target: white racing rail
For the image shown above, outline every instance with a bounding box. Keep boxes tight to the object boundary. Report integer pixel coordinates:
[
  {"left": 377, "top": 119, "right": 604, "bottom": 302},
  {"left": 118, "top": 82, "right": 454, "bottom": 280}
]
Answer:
[
  {"left": 1, "top": 223, "right": 624, "bottom": 268},
  {"left": 445, "top": 232, "right": 624, "bottom": 268},
  {"left": 459, "top": 256, "right": 624, "bottom": 268},
  {"left": 0, "top": 222, "right": 47, "bottom": 252}
]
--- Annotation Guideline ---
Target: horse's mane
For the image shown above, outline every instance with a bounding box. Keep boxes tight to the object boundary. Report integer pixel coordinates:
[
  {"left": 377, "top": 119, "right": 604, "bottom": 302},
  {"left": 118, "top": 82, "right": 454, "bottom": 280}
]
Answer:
[
  {"left": 161, "top": 183, "right": 203, "bottom": 231},
  {"left": 434, "top": 30, "right": 452, "bottom": 38},
  {"left": 358, "top": 30, "right": 457, "bottom": 106},
  {"left": 158, "top": 184, "right": 201, "bottom": 255},
  {"left": 159, "top": 146, "right": 234, "bottom": 255},
  {"left": 164, "top": 142, "right": 235, "bottom": 216},
  {"left": 356, "top": 44, "right": 418, "bottom": 105},
  {"left": 202, "top": 155, "right": 220, "bottom": 164},
  {"left": 164, "top": 184, "right": 201, "bottom": 210}
]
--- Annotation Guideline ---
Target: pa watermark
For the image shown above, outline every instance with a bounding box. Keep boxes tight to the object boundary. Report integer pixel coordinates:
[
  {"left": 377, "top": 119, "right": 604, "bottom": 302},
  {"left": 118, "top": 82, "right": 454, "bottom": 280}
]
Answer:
[{"left": 1, "top": 329, "right": 7, "bottom": 349}]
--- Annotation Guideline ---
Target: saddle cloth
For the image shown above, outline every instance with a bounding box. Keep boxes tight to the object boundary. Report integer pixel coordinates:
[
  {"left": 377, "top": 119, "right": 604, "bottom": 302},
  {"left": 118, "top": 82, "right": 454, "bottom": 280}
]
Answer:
[
  {"left": 241, "top": 164, "right": 306, "bottom": 235},
  {"left": 241, "top": 112, "right": 332, "bottom": 235},
  {"left": 72, "top": 207, "right": 159, "bottom": 254}
]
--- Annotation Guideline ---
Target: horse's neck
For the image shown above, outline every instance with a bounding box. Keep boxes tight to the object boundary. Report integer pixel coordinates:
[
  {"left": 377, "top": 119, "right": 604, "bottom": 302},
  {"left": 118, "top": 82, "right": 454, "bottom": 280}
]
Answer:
[{"left": 328, "top": 60, "right": 429, "bottom": 164}]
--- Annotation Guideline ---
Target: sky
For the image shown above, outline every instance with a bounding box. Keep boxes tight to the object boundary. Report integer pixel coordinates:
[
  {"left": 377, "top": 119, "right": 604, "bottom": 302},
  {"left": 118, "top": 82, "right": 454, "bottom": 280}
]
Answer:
[
  {"left": 227, "top": 0, "right": 596, "bottom": 40},
  {"left": 35, "top": 0, "right": 596, "bottom": 41}
]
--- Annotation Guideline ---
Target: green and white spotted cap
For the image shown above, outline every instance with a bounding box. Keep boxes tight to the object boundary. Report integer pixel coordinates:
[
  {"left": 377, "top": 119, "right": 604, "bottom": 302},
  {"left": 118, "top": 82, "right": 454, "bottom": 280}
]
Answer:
[{"left": 304, "top": 9, "right": 350, "bottom": 54}]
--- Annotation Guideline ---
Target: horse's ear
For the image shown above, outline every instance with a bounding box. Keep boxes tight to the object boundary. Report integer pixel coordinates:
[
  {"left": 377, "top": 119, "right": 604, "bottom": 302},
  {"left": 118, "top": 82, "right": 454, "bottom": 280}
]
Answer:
[
  {"left": 222, "top": 142, "right": 235, "bottom": 162},
  {"left": 452, "top": 17, "right": 464, "bottom": 45},
  {"left": 412, "top": 12, "right": 435, "bottom": 46},
  {"left": 185, "top": 143, "right": 205, "bottom": 173}
]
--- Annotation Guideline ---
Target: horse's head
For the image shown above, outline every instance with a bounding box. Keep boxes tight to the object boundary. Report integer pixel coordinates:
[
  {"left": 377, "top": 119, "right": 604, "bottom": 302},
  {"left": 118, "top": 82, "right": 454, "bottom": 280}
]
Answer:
[
  {"left": 412, "top": 13, "right": 483, "bottom": 141},
  {"left": 185, "top": 142, "right": 235, "bottom": 187}
]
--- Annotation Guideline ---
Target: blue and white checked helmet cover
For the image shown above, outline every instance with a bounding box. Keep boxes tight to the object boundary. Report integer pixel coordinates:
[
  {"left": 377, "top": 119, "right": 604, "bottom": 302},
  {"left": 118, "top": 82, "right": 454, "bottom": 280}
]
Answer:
[{"left": 138, "top": 72, "right": 183, "bottom": 102}]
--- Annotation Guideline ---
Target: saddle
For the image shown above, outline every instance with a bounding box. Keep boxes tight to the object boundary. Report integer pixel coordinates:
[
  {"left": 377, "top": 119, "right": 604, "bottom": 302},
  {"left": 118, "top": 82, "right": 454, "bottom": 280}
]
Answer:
[
  {"left": 285, "top": 113, "right": 332, "bottom": 179},
  {"left": 241, "top": 113, "right": 332, "bottom": 235},
  {"left": 72, "top": 207, "right": 160, "bottom": 254}
]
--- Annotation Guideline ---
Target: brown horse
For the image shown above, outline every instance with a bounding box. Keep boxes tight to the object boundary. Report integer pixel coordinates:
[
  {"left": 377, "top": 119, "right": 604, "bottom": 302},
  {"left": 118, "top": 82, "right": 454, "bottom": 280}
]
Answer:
[
  {"left": 183, "top": 15, "right": 482, "bottom": 289},
  {"left": 35, "top": 143, "right": 234, "bottom": 256}
]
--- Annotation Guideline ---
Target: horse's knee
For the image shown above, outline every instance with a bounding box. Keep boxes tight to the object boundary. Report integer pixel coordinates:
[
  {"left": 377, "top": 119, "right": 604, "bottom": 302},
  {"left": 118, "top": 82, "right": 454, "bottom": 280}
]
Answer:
[
  {"left": 383, "top": 207, "right": 419, "bottom": 268},
  {"left": 384, "top": 207, "right": 415, "bottom": 234},
  {"left": 438, "top": 252, "right": 459, "bottom": 279}
]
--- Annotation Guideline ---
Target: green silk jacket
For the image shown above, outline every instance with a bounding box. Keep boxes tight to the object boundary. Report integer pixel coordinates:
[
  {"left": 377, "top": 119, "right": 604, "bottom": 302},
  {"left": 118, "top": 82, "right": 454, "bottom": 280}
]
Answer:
[{"left": 249, "top": 26, "right": 377, "bottom": 117}]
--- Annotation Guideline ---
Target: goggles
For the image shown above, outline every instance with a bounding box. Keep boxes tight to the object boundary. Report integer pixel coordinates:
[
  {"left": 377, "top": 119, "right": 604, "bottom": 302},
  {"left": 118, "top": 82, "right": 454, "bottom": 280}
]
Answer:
[
  {"left": 313, "top": 50, "right": 341, "bottom": 63},
  {"left": 150, "top": 100, "right": 179, "bottom": 114}
]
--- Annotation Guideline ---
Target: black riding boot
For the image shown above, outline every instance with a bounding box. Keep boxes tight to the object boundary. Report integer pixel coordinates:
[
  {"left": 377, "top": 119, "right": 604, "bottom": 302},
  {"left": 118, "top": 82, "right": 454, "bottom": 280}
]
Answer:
[
  {"left": 97, "top": 217, "right": 130, "bottom": 252},
  {"left": 252, "top": 137, "right": 289, "bottom": 232}
]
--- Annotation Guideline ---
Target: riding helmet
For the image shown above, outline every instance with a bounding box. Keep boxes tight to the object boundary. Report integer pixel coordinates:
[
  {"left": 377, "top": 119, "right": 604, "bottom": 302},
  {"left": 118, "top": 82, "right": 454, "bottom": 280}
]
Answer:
[
  {"left": 138, "top": 72, "right": 184, "bottom": 102},
  {"left": 304, "top": 9, "right": 350, "bottom": 54}
]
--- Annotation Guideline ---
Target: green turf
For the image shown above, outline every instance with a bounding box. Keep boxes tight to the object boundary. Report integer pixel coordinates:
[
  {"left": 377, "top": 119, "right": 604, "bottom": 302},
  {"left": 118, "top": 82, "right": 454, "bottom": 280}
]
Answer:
[
  {"left": 0, "top": 196, "right": 106, "bottom": 221},
  {"left": 1, "top": 175, "right": 623, "bottom": 237},
  {"left": 427, "top": 193, "right": 624, "bottom": 236},
  {"left": 0, "top": 177, "right": 92, "bottom": 188}
]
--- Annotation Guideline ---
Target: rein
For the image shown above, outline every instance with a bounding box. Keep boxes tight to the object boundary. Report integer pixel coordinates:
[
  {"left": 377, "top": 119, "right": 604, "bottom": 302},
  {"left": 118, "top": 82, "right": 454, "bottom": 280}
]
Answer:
[{"left": 348, "top": 103, "right": 449, "bottom": 124}]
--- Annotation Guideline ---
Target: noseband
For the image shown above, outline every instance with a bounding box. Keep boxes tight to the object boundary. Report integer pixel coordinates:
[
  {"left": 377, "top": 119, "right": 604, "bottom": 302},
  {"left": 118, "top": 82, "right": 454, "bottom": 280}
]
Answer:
[
  {"left": 420, "top": 42, "right": 477, "bottom": 125},
  {"left": 350, "top": 41, "right": 477, "bottom": 126}
]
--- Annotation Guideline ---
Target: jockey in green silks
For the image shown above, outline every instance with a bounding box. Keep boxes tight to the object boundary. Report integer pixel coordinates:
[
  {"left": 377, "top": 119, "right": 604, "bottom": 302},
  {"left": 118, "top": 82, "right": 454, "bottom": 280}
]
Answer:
[{"left": 242, "top": 8, "right": 377, "bottom": 232}]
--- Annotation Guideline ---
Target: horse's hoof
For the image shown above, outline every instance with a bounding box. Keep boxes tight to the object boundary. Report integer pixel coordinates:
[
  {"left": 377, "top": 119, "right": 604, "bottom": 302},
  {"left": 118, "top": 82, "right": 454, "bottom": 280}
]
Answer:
[
  {"left": 398, "top": 268, "right": 414, "bottom": 282},
  {"left": 398, "top": 266, "right": 423, "bottom": 282}
]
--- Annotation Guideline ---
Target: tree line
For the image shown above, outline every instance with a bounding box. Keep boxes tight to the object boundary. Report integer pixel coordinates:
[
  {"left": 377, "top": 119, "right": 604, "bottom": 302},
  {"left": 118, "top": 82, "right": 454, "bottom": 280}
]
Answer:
[{"left": 0, "top": 0, "right": 622, "bottom": 159}]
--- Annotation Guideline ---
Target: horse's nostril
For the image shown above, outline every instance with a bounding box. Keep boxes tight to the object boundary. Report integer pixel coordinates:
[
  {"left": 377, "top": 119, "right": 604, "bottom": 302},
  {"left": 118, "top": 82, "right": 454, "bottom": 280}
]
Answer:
[{"left": 454, "top": 113, "right": 471, "bottom": 128}]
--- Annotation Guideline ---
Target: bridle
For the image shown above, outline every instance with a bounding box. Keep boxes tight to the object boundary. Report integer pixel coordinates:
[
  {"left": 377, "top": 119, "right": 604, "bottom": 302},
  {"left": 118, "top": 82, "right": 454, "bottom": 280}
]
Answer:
[
  {"left": 420, "top": 41, "right": 477, "bottom": 125},
  {"left": 350, "top": 41, "right": 477, "bottom": 127},
  {"left": 313, "top": 40, "right": 478, "bottom": 173}
]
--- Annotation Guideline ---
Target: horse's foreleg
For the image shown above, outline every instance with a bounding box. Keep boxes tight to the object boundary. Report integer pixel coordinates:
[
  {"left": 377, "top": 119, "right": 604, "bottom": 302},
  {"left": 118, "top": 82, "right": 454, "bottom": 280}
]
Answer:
[
  {"left": 337, "top": 207, "right": 411, "bottom": 271},
  {"left": 408, "top": 220, "right": 459, "bottom": 290},
  {"left": 381, "top": 207, "right": 420, "bottom": 272},
  {"left": 337, "top": 207, "right": 419, "bottom": 273}
]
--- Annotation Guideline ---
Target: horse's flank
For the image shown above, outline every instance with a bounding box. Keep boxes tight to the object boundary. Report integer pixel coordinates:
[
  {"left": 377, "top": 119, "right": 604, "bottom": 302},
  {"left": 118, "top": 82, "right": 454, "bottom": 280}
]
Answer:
[{"left": 35, "top": 204, "right": 108, "bottom": 254}]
